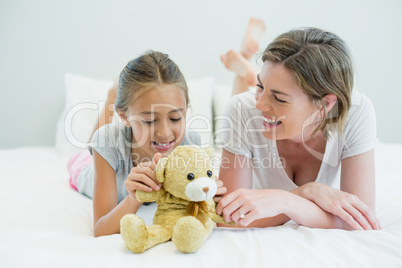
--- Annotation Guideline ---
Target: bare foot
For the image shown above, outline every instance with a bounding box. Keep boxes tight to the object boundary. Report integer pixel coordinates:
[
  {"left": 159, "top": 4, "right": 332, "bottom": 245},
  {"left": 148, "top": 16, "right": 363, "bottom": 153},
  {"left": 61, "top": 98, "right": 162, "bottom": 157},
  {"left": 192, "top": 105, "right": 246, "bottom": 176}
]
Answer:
[
  {"left": 221, "top": 50, "right": 258, "bottom": 87},
  {"left": 240, "top": 18, "right": 266, "bottom": 60},
  {"left": 107, "top": 77, "right": 118, "bottom": 104},
  {"left": 89, "top": 77, "right": 118, "bottom": 142}
]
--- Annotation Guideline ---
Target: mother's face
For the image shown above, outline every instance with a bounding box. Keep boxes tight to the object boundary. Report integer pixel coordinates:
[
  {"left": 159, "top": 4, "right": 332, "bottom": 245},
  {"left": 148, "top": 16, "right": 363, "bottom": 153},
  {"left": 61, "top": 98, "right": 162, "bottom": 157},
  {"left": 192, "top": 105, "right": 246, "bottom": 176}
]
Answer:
[{"left": 255, "top": 61, "right": 319, "bottom": 142}]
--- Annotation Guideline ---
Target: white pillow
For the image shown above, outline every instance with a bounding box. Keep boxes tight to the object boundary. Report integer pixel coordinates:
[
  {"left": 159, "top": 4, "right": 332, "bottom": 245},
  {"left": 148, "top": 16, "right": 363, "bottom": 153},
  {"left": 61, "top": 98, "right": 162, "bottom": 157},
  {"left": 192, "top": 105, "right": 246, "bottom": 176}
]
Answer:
[
  {"left": 211, "top": 84, "right": 233, "bottom": 146},
  {"left": 55, "top": 74, "right": 214, "bottom": 156},
  {"left": 55, "top": 73, "right": 113, "bottom": 156},
  {"left": 186, "top": 77, "right": 214, "bottom": 147}
]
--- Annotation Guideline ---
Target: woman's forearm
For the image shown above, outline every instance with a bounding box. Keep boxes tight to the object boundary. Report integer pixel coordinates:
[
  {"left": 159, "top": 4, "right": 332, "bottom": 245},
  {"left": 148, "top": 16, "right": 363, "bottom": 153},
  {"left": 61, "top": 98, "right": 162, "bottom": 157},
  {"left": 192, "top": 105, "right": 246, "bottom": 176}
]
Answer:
[
  {"left": 284, "top": 191, "right": 351, "bottom": 230},
  {"left": 217, "top": 213, "right": 290, "bottom": 228},
  {"left": 94, "top": 196, "right": 142, "bottom": 237}
]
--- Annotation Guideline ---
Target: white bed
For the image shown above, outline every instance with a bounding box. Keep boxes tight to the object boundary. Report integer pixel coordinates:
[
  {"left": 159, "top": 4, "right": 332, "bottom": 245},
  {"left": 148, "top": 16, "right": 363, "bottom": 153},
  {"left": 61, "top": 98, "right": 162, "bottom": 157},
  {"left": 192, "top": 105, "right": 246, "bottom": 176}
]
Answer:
[
  {"left": 1, "top": 75, "right": 402, "bottom": 267},
  {"left": 0, "top": 142, "right": 401, "bottom": 267}
]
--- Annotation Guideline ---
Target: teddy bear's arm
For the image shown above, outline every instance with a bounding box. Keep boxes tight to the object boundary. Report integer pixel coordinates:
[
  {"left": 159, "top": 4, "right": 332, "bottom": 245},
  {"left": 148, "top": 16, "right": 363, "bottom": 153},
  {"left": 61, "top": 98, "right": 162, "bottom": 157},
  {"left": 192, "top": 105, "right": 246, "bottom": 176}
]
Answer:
[
  {"left": 205, "top": 199, "right": 236, "bottom": 225},
  {"left": 210, "top": 213, "right": 236, "bottom": 226},
  {"left": 136, "top": 188, "right": 165, "bottom": 203}
]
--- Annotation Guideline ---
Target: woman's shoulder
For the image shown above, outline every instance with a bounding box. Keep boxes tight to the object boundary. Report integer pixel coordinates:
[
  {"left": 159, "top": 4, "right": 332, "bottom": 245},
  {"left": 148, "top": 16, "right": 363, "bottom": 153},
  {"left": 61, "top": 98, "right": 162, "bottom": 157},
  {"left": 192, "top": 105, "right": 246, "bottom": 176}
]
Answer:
[
  {"left": 224, "top": 90, "right": 260, "bottom": 120},
  {"left": 339, "top": 91, "right": 377, "bottom": 158},
  {"left": 352, "top": 90, "right": 375, "bottom": 110},
  {"left": 346, "top": 91, "right": 376, "bottom": 124}
]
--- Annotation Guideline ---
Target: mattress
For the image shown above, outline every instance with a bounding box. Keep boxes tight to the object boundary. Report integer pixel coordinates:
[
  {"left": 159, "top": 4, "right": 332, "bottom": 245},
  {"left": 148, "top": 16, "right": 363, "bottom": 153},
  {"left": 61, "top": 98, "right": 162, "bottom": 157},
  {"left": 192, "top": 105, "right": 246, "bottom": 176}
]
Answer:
[{"left": 0, "top": 143, "right": 401, "bottom": 267}]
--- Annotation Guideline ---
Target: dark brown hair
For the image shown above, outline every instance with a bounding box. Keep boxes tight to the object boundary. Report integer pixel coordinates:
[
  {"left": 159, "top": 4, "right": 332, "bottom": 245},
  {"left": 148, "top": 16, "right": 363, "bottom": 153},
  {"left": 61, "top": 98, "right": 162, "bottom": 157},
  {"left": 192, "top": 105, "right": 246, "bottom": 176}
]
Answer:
[{"left": 114, "top": 50, "right": 189, "bottom": 113}]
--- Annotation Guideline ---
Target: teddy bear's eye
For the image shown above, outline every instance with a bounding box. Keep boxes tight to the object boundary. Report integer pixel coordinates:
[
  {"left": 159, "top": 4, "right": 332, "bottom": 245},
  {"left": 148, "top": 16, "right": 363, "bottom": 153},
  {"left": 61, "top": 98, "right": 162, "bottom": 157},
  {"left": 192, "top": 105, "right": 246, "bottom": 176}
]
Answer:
[
  {"left": 207, "top": 170, "right": 213, "bottom": 178},
  {"left": 187, "top": 173, "right": 195, "bottom": 180}
]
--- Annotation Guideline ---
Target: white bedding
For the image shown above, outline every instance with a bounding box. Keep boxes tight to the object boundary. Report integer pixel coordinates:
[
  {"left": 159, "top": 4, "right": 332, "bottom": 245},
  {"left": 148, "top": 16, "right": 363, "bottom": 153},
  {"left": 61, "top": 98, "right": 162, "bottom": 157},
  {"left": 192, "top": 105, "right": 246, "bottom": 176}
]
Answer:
[{"left": 0, "top": 143, "right": 401, "bottom": 267}]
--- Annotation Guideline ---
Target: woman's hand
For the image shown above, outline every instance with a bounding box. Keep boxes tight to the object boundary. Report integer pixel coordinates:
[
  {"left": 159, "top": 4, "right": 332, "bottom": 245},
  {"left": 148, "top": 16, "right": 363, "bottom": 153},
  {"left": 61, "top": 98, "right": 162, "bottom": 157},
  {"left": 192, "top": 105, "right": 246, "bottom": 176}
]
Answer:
[
  {"left": 213, "top": 178, "right": 227, "bottom": 203},
  {"left": 216, "top": 188, "right": 290, "bottom": 226},
  {"left": 125, "top": 153, "right": 162, "bottom": 201},
  {"left": 297, "top": 182, "right": 381, "bottom": 230}
]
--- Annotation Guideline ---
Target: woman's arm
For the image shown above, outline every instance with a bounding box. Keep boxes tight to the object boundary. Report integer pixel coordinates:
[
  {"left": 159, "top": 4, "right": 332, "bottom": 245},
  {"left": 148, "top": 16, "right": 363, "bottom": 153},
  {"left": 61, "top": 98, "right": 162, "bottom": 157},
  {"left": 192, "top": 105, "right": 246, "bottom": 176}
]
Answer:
[
  {"left": 216, "top": 149, "right": 361, "bottom": 229},
  {"left": 92, "top": 150, "right": 141, "bottom": 237},
  {"left": 341, "top": 150, "right": 376, "bottom": 211},
  {"left": 293, "top": 150, "right": 380, "bottom": 230},
  {"left": 216, "top": 149, "right": 290, "bottom": 228}
]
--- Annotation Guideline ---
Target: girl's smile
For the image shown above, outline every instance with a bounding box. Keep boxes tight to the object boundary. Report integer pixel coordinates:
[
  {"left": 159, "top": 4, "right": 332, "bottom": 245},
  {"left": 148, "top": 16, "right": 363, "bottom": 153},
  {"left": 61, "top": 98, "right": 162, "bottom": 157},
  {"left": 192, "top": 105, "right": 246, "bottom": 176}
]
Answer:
[{"left": 151, "top": 140, "right": 175, "bottom": 152}]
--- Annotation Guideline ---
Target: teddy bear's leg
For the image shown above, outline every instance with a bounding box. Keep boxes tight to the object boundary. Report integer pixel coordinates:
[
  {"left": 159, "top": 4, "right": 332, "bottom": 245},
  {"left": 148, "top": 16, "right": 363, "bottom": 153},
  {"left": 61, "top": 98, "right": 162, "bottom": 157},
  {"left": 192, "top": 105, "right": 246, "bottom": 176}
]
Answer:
[
  {"left": 146, "top": 224, "right": 173, "bottom": 249},
  {"left": 172, "top": 216, "right": 214, "bottom": 253},
  {"left": 121, "top": 214, "right": 149, "bottom": 253},
  {"left": 120, "top": 214, "right": 172, "bottom": 253}
]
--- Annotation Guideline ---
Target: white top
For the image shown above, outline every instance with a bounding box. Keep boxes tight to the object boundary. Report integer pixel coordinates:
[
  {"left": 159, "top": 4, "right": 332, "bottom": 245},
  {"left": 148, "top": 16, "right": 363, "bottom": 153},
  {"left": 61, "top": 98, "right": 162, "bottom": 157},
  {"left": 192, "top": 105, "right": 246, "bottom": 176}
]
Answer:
[{"left": 215, "top": 91, "right": 377, "bottom": 190}]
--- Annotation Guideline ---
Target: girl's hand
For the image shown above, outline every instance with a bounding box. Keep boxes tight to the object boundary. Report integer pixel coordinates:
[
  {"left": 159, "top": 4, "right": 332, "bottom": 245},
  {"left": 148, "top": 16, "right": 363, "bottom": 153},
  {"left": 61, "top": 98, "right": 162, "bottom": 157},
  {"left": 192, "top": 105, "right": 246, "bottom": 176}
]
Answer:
[
  {"left": 213, "top": 178, "right": 227, "bottom": 203},
  {"left": 216, "top": 188, "right": 289, "bottom": 226},
  {"left": 299, "top": 182, "right": 380, "bottom": 230},
  {"left": 125, "top": 153, "right": 162, "bottom": 201}
]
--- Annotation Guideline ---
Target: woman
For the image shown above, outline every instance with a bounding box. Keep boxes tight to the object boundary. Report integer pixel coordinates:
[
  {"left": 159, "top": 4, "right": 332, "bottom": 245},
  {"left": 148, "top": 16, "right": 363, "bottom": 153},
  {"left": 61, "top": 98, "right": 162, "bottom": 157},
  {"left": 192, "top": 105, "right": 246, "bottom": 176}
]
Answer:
[{"left": 216, "top": 24, "right": 380, "bottom": 230}]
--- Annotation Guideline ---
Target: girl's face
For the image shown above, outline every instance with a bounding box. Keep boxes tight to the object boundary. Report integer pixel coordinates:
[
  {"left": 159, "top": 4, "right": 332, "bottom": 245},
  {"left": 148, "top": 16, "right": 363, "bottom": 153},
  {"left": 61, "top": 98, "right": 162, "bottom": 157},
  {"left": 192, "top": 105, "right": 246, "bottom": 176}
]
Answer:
[
  {"left": 255, "top": 61, "right": 319, "bottom": 142},
  {"left": 123, "top": 84, "right": 187, "bottom": 160}
]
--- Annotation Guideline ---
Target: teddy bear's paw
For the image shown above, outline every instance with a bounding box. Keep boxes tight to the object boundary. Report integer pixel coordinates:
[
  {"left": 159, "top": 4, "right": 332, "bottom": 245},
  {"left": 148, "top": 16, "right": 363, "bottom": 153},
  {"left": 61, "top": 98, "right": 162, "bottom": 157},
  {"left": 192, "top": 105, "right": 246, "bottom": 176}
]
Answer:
[
  {"left": 172, "top": 216, "right": 213, "bottom": 253},
  {"left": 120, "top": 214, "right": 149, "bottom": 253}
]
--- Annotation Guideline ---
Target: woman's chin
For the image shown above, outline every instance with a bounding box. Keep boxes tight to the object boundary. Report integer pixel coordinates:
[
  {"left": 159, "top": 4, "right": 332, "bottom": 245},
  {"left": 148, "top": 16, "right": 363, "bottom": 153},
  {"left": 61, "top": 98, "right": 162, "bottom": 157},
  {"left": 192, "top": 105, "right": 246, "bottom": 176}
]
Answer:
[{"left": 262, "top": 131, "right": 280, "bottom": 141}]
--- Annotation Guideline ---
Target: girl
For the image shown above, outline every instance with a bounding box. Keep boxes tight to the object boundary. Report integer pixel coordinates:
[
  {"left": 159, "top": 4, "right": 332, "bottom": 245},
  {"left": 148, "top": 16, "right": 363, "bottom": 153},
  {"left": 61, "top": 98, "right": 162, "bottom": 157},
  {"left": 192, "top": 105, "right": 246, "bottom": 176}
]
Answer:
[
  {"left": 216, "top": 24, "right": 381, "bottom": 231},
  {"left": 67, "top": 51, "right": 225, "bottom": 237}
]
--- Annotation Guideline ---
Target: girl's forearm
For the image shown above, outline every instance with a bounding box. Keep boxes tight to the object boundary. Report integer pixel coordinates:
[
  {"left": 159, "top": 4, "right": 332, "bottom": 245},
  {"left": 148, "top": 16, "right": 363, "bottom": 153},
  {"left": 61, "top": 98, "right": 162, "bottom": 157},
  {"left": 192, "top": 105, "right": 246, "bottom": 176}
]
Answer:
[
  {"left": 284, "top": 192, "right": 351, "bottom": 230},
  {"left": 94, "top": 196, "right": 142, "bottom": 237}
]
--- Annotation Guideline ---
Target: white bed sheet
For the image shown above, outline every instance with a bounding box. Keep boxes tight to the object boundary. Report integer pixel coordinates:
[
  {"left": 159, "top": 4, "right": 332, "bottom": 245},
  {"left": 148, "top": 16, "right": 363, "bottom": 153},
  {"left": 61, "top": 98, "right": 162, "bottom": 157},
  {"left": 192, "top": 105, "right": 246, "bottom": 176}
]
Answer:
[{"left": 0, "top": 143, "right": 401, "bottom": 267}]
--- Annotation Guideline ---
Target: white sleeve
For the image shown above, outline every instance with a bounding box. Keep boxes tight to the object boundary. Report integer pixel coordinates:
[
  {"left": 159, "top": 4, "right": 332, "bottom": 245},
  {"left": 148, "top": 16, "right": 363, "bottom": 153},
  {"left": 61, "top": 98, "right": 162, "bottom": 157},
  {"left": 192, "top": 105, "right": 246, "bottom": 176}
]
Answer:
[
  {"left": 215, "top": 94, "right": 253, "bottom": 158},
  {"left": 341, "top": 93, "right": 377, "bottom": 159}
]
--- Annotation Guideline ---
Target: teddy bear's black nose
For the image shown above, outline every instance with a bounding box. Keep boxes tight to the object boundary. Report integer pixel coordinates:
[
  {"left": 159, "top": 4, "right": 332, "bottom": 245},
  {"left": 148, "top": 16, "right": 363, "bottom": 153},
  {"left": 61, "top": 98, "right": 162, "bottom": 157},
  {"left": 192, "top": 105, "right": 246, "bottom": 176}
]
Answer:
[{"left": 202, "top": 187, "right": 209, "bottom": 193}]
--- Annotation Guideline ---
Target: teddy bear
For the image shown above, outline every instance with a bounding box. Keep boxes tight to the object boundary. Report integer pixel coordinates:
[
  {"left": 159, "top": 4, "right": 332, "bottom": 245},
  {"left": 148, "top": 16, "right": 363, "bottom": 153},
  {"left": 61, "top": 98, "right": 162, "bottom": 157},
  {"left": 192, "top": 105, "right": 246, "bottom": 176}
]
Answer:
[{"left": 120, "top": 145, "right": 234, "bottom": 253}]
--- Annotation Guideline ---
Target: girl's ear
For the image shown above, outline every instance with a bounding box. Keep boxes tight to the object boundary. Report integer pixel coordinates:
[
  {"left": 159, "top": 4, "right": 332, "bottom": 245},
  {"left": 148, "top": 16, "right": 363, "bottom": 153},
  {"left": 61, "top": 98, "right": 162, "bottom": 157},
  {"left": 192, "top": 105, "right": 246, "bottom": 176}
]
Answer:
[{"left": 117, "top": 111, "right": 130, "bottom": 127}]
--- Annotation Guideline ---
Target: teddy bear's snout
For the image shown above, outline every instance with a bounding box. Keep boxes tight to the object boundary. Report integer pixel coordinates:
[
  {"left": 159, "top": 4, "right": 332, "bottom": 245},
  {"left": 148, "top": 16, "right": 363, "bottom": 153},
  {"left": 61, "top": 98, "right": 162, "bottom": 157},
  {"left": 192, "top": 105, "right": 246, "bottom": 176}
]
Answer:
[{"left": 185, "top": 177, "right": 217, "bottom": 202}]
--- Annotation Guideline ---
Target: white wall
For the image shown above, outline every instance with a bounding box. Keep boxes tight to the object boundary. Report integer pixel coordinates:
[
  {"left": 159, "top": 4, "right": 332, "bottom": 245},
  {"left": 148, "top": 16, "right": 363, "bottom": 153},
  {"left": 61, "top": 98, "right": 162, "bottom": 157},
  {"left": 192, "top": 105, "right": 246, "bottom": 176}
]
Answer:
[{"left": 1, "top": 0, "right": 401, "bottom": 148}]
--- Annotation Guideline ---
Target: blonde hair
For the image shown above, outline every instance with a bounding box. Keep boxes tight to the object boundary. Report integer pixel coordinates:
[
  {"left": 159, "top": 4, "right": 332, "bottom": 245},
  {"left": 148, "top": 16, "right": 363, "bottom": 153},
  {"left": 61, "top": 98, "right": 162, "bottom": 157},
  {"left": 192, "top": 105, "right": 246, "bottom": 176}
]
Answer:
[
  {"left": 114, "top": 50, "right": 189, "bottom": 113},
  {"left": 262, "top": 27, "right": 353, "bottom": 138}
]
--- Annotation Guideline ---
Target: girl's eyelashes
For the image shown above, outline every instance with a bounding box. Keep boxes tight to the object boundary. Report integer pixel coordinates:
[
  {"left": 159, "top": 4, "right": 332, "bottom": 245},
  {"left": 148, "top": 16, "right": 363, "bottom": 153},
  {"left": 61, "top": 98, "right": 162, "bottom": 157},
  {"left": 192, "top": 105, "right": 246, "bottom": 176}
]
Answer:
[
  {"left": 171, "top": 117, "right": 182, "bottom": 122},
  {"left": 143, "top": 117, "right": 182, "bottom": 124},
  {"left": 256, "top": 83, "right": 264, "bottom": 90}
]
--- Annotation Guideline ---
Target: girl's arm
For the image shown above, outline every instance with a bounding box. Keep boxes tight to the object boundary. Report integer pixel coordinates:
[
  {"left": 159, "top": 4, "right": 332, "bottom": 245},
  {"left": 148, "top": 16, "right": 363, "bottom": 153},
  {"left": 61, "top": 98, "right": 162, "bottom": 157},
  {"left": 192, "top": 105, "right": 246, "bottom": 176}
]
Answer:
[
  {"left": 216, "top": 149, "right": 360, "bottom": 229},
  {"left": 92, "top": 150, "right": 141, "bottom": 237}
]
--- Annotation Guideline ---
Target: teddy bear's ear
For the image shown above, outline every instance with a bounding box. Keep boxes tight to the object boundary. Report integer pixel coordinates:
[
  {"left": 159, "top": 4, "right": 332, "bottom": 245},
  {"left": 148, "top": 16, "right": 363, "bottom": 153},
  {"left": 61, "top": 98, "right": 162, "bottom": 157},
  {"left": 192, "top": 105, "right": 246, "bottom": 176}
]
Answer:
[
  {"left": 202, "top": 146, "right": 214, "bottom": 159},
  {"left": 155, "top": 157, "right": 168, "bottom": 183}
]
